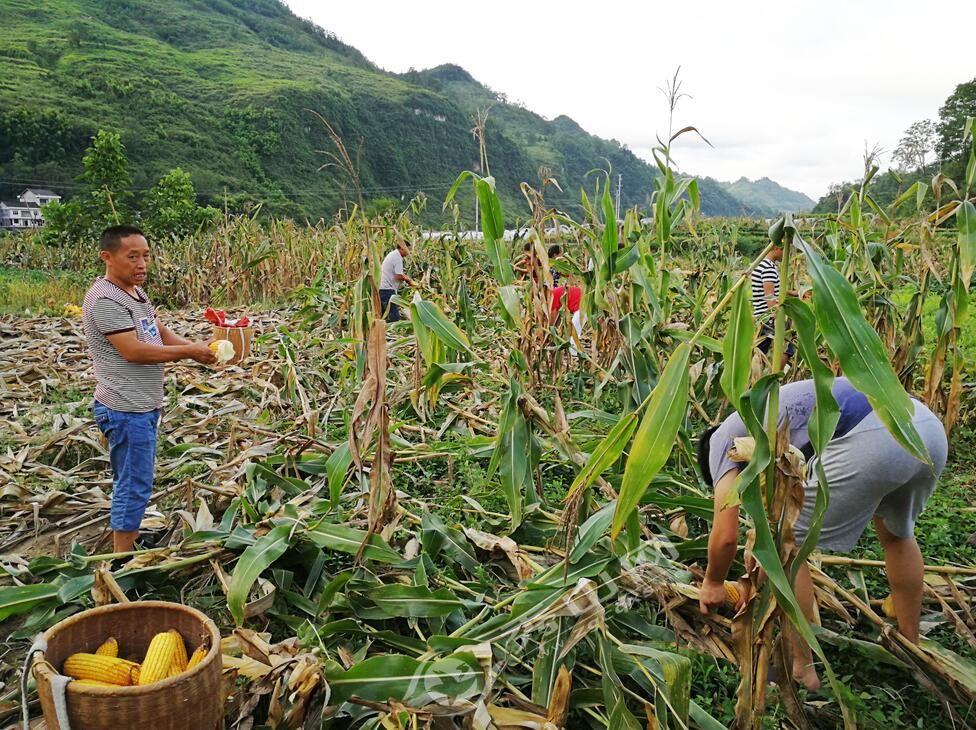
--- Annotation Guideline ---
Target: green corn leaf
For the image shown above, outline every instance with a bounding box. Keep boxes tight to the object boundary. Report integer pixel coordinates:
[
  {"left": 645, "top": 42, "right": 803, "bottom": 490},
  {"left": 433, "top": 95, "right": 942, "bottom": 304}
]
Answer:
[
  {"left": 795, "top": 234, "right": 929, "bottom": 464},
  {"left": 421, "top": 513, "right": 479, "bottom": 573},
  {"left": 720, "top": 283, "right": 754, "bottom": 405},
  {"left": 498, "top": 411, "right": 529, "bottom": 528},
  {"left": 475, "top": 178, "right": 513, "bottom": 286},
  {"left": 734, "top": 379, "right": 856, "bottom": 729},
  {"left": 414, "top": 297, "right": 473, "bottom": 355},
  {"left": 306, "top": 522, "right": 402, "bottom": 564},
  {"left": 783, "top": 297, "right": 838, "bottom": 568},
  {"left": 564, "top": 412, "right": 637, "bottom": 504},
  {"left": 368, "top": 584, "right": 464, "bottom": 618},
  {"left": 612, "top": 343, "right": 691, "bottom": 539},
  {"left": 569, "top": 501, "right": 616, "bottom": 563},
  {"left": 0, "top": 583, "right": 59, "bottom": 622},
  {"left": 958, "top": 200, "right": 976, "bottom": 289},
  {"left": 228, "top": 522, "right": 293, "bottom": 625},
  {"left": 326, "top": 652, "right": 484, "bottom": 706},
  {"left": 325, "top": 442, "right": 352, "bottom": 508}
]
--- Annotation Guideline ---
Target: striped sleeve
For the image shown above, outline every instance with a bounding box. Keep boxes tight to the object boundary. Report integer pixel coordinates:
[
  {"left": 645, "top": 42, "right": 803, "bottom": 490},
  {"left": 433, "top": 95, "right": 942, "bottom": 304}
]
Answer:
[{"left": 90, "top": 297, "right": 135, "bottom": 336}]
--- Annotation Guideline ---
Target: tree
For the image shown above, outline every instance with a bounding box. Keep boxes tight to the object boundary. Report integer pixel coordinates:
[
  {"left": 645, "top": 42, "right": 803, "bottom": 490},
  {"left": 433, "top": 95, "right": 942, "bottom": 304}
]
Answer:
[
  {"left": 80, "top": 130, "right": 132, "bottom": 225},
  {"left": 936, "top": 78, "right": 976, "bottom": 162},
  {"left": 143, "top": 168, "right": 218, "bottom": 240},
  {"left": 892, "top": 119, "right": 935, "bottom": 172}
]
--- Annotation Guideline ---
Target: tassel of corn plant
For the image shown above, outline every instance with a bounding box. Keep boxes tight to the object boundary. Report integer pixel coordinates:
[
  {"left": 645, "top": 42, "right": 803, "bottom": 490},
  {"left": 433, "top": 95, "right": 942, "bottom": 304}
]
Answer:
[{"left": 63, "top": 654, "right": 140, "bottom": 686}]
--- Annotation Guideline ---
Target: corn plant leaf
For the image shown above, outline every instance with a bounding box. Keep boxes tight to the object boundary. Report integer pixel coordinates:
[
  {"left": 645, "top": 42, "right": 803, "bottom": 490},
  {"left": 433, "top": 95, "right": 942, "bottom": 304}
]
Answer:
[
  {"left": 325, "top": 442, "right": 352, "bottom": 508},
  {"left": 783, "top": 297, "right": 837, "bottom": 567},
  {"left": 498, "top": 283, "right": 523, "bottom": 326},
  {"left": 414, "top": 297, "right": 473, "bottom": 355},
  {"left": 475, "top": 178, "right": 514, "bottom": 286},
  {"left": 531, "top": 618, "right": 567, "bottom": 706},
  {"left": 228, "top": 522, "right": 293, "bottom": 625},
  {"left": 569, "top": 501, "right": 616, "bottom": 563},
  {"left": 720, "top": 283, "right": 754, "bottom": 405},
  {"left": 0, "top": 583, "right": 59, "bottom": 622},
  {"left": 618, "top": 642, "right": 691, "bottom": 723},
  {"left": 306, "top": 522, "right": 402, "bottom": 564},
  {"left": 368, "top": 584, "right": 464, "bottom": 618},
  {"left": 597, "top": 635, "right": 642, "bottom": 729},
  {"left": 734, "top": 378, "right": 856, "bottom": 728},
  {"left": 958, "top": 200, "right": 976, "bottom": 289},
  {"left": 601, "top": 175, "right": 618, "bottom": 257},
  {"left": 421, "top": 513, "right": 479, "bottom": 573},
  {"left": 613, "top": 343, "right": 691, "bottom": 539},
  {"left": 795, "top": 234, "right": 929, "bottom": 464},
  {"left": 565, "top": 412, "right": 637, "bottom": 504},
  {"left": 326, "top": 652, "right": 484, "bottom": 705}
]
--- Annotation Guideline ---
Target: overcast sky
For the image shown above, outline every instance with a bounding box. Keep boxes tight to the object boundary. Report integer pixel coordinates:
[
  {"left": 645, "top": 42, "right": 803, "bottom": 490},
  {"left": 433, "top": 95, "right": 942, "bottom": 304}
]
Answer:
[{"left": 286, "top": 1, "right": 975, "bottom": 200}]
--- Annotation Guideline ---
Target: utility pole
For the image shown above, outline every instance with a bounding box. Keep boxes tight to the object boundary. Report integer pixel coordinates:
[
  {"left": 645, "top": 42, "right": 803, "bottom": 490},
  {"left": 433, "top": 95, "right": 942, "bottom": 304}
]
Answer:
[{"left": 615, "top": 173, "right": 622, "bottom": 220}]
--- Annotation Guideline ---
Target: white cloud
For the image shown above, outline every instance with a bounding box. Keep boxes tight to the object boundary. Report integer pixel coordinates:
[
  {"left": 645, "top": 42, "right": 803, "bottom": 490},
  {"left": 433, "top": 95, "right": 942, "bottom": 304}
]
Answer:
[{"left": 285, "top": 0, "right": 976, "bottom": 199}]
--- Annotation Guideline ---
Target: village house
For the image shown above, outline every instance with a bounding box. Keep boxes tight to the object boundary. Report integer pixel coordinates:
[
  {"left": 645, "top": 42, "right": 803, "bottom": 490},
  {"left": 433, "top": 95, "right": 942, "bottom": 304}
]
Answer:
[{"left": 0, "top": 188, "right": 62, "bottom": 230}]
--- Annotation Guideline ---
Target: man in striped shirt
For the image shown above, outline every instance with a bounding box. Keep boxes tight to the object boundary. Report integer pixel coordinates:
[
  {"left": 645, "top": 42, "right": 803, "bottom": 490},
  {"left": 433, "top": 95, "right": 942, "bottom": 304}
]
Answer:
[
  {"left": 83, "top": 225, "right": 216, "bottom": 553},
  {"left": 751, "top": 245, "right": 795, "bottom": 363}
]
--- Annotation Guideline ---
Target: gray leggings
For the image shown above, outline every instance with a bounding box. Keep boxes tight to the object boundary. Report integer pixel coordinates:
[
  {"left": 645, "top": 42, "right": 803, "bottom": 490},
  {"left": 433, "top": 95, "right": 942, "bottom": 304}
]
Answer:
[{"left": 795, "top": 404, "right": 948, "bottom": 552}]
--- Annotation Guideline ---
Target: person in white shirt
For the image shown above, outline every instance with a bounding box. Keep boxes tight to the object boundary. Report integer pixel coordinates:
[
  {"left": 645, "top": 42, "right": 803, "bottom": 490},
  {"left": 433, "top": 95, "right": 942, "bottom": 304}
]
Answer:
[{"left": 378, "top": 241, "right": 414, "bottom": 321}]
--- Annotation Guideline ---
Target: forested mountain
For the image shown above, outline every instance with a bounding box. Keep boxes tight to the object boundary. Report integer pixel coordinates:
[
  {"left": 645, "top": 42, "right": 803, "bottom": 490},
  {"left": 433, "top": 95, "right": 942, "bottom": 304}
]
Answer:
[
  {"left": 717, "top": 177, "right": 814, "bottom": 215},
  {"left": 2, "top": 0, "right": 758, "bottom": 222}
]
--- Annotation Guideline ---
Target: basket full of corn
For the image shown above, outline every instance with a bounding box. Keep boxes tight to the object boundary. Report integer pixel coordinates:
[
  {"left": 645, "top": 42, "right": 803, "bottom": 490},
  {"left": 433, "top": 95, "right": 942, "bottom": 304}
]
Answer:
[{"left": 31, "top": 601, "right": 223, "bottom": 730}]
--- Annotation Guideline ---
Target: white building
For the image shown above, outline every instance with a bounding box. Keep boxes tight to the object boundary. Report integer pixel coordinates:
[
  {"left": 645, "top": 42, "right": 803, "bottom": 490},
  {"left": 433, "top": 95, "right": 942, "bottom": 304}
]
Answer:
[{"left": 0, "top": 188, "right": 61, "bottom": 230}]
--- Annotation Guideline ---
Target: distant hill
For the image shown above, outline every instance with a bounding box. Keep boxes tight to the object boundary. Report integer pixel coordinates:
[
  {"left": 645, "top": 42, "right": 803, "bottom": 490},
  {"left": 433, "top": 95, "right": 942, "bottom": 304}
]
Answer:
[
  {"left": 1, "top": 0, "right": 762, "bottom": 222},
  {"left": 718, "top": 177, "right": 815, "bottom": 215}
]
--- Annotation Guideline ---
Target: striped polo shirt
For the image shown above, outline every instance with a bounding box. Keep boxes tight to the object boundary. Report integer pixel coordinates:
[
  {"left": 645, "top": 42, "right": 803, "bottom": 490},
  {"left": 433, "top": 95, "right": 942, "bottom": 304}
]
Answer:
[
  {"left": 82, "top": 277, "right": 164, "bottom": 412},
  {"left": 751, "top": 257, "right": 779, "bottom": 318}
]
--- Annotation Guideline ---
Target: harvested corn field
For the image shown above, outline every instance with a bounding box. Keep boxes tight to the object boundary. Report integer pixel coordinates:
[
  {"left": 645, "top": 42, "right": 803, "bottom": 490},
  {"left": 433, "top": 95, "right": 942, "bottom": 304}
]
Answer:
[{"left": 2, "top": 133, "right": 976, "bottom": 729}]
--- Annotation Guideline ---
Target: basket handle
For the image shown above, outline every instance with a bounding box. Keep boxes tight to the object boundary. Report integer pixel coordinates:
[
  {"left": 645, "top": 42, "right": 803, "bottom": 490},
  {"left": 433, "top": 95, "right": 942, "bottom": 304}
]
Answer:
[{"left": 22, "top": 633, "right": 72, "bottom": 730}]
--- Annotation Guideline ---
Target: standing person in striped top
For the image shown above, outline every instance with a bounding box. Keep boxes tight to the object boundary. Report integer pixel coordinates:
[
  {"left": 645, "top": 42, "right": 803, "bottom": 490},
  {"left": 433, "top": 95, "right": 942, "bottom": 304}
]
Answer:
[
  {"left": 83, "top": 225, "right": 216, "bottom": 554},
  {"left": 751, "top": 244, "right": 795, "bottom": 364}
]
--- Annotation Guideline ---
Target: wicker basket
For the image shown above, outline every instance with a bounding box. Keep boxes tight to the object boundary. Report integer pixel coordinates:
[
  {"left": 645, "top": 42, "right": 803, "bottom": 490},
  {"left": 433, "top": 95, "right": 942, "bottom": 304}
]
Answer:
[
  {"left": 211, "top": 325, "right": 252, "bottom": 365},
  {"left": 32, "top": 601, "right": 223, "bottom": 730}
]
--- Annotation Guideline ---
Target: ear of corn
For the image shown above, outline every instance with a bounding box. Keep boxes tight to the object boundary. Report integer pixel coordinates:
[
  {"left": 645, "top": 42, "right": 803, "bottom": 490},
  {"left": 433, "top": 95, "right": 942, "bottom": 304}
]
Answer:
[
  {"left": 140, "top": 631, "right": 180, "bottom": 685},
  {"left": 63, "top": 653, "right": 140, "bottom": 686},
  {"left": 168, "top": 629, "right": 188, "bottom": 673},
  {"left": 209, "top": 339, "right": 235, "bottom": 364},
  {"left": 73, "top": 678, "right": 118, "bottom": 687},
  {"left": 94, "top": 637, "right": 118, "bottom": 657},
  {"left": 724, "top": 581, "right": 741, "bottom": 606},
  {"left": 186, "top": 645, "right": 207, "bottom": 671}
]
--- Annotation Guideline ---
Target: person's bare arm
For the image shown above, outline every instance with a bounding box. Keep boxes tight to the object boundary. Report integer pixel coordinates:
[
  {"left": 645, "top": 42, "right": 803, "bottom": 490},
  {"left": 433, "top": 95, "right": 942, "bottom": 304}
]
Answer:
[
  {"left": 763, "top": 280, "right": 777, "bottom": 311},
  {"left": 700, "top": 469, "right": 741, "bottom": 614},
  {"left": 395, "top": 273, "right": 415, "bottom": 287},
  {"left": 157, "top": 320, "right": 192, "bottom": 347},
  {"left": 106, "top": 330, "right": 216, "bottom": 365}
]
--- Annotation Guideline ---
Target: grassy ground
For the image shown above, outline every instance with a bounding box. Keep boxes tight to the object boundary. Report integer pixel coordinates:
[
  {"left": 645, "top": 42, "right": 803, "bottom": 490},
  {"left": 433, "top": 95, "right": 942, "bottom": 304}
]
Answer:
[{"left": 0, "top": 266, "right": 91, "bottom": 314}]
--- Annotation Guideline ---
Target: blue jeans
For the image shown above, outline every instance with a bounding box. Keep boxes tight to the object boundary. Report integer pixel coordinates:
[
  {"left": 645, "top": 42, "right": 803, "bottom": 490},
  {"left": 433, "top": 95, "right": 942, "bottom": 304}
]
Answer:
[{"left": 93, "top": 401, "right": 160, "bottom": 532}]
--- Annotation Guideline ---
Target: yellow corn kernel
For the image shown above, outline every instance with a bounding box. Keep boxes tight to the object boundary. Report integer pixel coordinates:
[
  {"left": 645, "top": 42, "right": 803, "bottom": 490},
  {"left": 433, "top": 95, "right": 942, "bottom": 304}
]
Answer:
[
  {"left": 73, "top": 679, "right": 117, "bottom": 687},
  {"left": 139, "top": 632, "right": 179, "bottom": 685},
  {"left": 63, "top": 653, "right": 140, "bottom": 686},
  {"left": 94, "top": 637, "right": 118, "bottom": 658},
  {"left": 185, "top": 645, "right": 207, "bottom": 671},
  {"left": 168, "top": 630, "right": 188, "bottom": 673},
  {"left": 724, "top": 581, "right": 741, "bottom": 606}
]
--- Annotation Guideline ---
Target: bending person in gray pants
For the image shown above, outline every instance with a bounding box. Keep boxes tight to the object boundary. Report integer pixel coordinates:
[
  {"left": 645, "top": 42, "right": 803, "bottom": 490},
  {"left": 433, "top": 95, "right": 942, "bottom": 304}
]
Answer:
[{"left": 696, "top": 377, "right": 948, "bottom": 691}]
